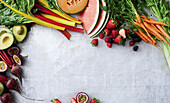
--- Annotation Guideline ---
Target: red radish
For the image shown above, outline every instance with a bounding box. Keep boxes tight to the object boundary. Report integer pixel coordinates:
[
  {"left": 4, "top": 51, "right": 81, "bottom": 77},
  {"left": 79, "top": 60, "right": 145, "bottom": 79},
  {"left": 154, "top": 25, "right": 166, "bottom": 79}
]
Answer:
[
  {"left": 112, "top": 30, "right": 119, "bottom": 38},
  {"left": 7, "top": 47, "right": 20, "bottom": 56},
  {"left": 103, "top": 28, "right": 110, "bottom": 36},
  {"left": 71, "top": 97, "right": 77, "bottom": 103},
  {"left": 119, "top": 29, "right": 126, "bottom": 38},
  {"left": 0, "top": 93, "right": 13, "bottom": 103},
  {"left": 34, "top": 14, "right": 84, "bottom": 33},
  {"left": 104, "top": 37, "right": 109, "bottom": 43},
  {"left": 99, "top": 34, "right": 104, "bottom": 39},
  {"left": 76, "top": 92, "right": 89, "bottom": 103},
  {"left": 11, "top": 65, "right": 22, "bottom": 86},
  {"left": 107, "top": 43, "right": 112, "bottom": 48},
  {"left": 0, "top": 61, "right": 7, "bottom": 72}
]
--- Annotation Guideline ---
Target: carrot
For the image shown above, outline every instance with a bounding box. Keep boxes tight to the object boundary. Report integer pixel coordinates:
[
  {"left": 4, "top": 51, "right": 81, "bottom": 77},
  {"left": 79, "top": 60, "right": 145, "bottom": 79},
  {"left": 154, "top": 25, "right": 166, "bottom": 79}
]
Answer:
[
  {"left": 137, "top": 29, "right": 153, "bottom": 44},
  {"left": 143, "top": 19, "right": 170, "bottom": 27},
  {"left": 144, "top": 22, "right": 170, "bottom": 46},
  {"left": 149, "top": 18, "right": 170, "bottom": 40},
  {"left": 59, "top": 30, "right": 71, "bottom": 40},
  {"left": 136, "top": 22, "right": 157, "bottom": 44},
  {"left": 136, "top": 14, "right": 142, "bottom": 23},
  {"left": 134, "top": 31, "right": 149, "bottom": 43},
  {"left": 141, "top": 15, "right": 148, "bottom": 20},
  {"left": 150, "top": 24, "right": 162, "bottom": 34},
  {"left": 156, "top": 25, "right": 170, "bottom": 40}
]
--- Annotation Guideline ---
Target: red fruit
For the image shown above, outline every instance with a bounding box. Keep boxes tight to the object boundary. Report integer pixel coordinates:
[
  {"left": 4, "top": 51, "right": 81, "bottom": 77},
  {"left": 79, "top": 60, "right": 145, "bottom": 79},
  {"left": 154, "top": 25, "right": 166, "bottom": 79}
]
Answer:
[
  {"left": 91, "top": 39, "right": 98, "bottom": 46},
  {"left": 107, "top": 43, "right": 112, "bottom": 48},
  {"left": 114, "top": 35, "right": 125, "bottom": 45},
  {"left": 112, "top": 30, "right": 119, "bottom": 38},
  {"left": 99, "top": 34, "right": 104, "bottom": 39},
  {"left": 90, "top": 98, "right": 100, "bottom": 103},
  {"left": 129, "top": 41, "right": 135, "bottom": 46},
  {"left": 104, "top": 28, "right": 110, "bottom": 36},
  {"left": 119, "top": 29, "right": 126, "bottom": 38},
  {"left": 108, "top": 35, "right": 114, "bottom": 39},
  {"left": 106, "top": 20, "right": 116, "bottom": 29},
  {"left": 126, "top": 30, "right": 130, "bottom": 36},
  {"left": 115, "top": 19, "right": 120, "bottom": 25},
  {"left": 71, "top": 97, "right": 77, "bottom": 103},
  {"left": 104, "top": 37, "right": 109, "bottom": 43},
  {"left": 51, "top": 99, "right": 61, "bottom": 103}
]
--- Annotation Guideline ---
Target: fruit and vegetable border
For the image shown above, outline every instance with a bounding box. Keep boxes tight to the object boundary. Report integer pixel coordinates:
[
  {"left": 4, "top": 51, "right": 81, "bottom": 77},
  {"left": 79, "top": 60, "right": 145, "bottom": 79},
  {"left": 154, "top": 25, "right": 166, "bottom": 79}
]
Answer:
[{"left": 0, "top": 0, "right": 169, "bottom": 103}]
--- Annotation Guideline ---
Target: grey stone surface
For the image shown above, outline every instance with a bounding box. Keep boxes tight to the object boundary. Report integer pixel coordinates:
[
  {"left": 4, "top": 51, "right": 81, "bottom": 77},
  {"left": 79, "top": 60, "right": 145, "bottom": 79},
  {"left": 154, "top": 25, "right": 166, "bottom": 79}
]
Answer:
[{"left": 6, "top": 23, "right": 169, "bottom": 103}]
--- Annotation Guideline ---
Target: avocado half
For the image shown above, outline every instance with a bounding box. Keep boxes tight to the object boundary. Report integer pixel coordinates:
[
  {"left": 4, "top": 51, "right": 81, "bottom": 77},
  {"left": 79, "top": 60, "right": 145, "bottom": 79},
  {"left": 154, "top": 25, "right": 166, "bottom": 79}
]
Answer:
[
  {"left": 0, "top": 33, "right": 14, "bottom": 50},
  {"left": 12, "top": 25, "right": 27, "bottom": 42},
  {"left": 0, "top": 27, "right": 12, "bottom": 36}
]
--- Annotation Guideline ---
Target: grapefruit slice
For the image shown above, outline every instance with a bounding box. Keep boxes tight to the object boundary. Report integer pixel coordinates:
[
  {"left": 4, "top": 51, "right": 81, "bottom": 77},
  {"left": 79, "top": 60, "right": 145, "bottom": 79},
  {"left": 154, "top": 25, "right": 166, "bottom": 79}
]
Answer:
[
  {"left": 78, "top": 0, "right": 100, "bottom": 34},
  {"left": 88, "top": 0, "right": 107, "bottom": 37}
]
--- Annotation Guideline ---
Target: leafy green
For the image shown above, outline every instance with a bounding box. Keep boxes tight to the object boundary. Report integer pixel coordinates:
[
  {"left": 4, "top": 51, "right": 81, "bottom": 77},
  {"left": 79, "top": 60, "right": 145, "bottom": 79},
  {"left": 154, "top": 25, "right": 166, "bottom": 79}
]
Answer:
[
  {"left": 0, "top": 0, "right": 35, "bottom": 25},
  {"left": 143, "top": 0, "right": 170, "bottom": 68}
]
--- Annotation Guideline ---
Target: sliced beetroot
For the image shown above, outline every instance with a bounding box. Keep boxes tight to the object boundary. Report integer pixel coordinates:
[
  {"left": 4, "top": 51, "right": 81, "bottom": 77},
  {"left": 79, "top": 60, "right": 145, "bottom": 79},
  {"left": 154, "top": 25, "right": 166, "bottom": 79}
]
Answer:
[
  {"left": 0, "top": 93, "right": 13, "bottom": 103},
  {"left": 13, "top": 55, "right": 21, "bottom": 66},
  {"left": 7, "top": 47, "right": 20, "bottom": 56},
  {"left": 0, "top": 61, "right": 7, "bottom": 72},
  {"left": 76, "top": 92, "right": 89, "bottom": 103}
]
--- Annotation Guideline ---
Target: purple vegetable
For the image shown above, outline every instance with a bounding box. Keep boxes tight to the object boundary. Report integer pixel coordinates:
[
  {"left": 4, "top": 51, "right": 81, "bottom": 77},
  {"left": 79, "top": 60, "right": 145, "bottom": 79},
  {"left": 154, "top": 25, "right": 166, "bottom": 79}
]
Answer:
[
  {"left": 0, "top": 93, "right": 13, "bottom": 103},
  {"left": 11, "top": 65, "right": 22, "bottom": 86}
]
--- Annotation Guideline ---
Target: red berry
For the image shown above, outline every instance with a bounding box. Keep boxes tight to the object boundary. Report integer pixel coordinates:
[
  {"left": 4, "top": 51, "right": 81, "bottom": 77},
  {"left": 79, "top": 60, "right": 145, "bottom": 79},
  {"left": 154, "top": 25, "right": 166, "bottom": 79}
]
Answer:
[
  {"left": 106, "top": 20, "right": 116, "bottom": 29},
  {"left": 104, "top": 37, "right": 109, "bottom": 43},
  {"left": 112, "top": 30, "right": 119, "bottom": 38},
  {"left": 91, "top": 39, "right": 98, "bottom": 46},
  {"left": 107, "top": 43, "right": 112, "bottom": 48},
  {"left": 104, "top": 28, "right": 111, "bottom": 36},
  {"left": 99, "top": 34, "right": 104, "bottom": 39},
  {"left": 129, "top": 41, "right": 135, "bottom": 46}
]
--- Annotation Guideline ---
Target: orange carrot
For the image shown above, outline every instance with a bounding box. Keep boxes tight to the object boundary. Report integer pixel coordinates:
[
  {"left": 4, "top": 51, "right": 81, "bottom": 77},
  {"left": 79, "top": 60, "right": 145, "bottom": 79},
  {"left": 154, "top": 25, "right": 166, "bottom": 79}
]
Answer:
[
  {"left": 144, "top": 22, "right": 170, "bottom": 46},
  {"left": 141, "top": 15, "right": 148, "bottom": 20},
  {"left": 150, "top": 24, "right": 162, "bottom": 34},
  {"left": 137, "top": 29, "right": 153, "bottom": 44},
  {"left": 156, "top": 25, "right": 170, "bottom": 40},
  {"left": 143, "top": 19, "right": 170, "bottom": 27},
  {"left": 136, "top": 14, "right": 142, "bottom": 23},
  {"left": 134, "top": 31, "right": 149, "bottom": 43}
]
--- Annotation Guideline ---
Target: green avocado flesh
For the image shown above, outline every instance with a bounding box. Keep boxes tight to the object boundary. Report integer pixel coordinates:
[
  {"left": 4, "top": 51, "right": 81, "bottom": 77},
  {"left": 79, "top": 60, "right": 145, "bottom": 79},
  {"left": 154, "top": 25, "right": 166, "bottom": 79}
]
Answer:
[
  {"left": 13, "top": 25, "right": 27, "bottom": 42},
  {"left": 0, "top": 33, "right": 14, "bottom": 50},
  {"left": 0, "top": 27, "right": 12, "bottom": 37},
  {"left": 0, "top": 82, "right": 4, "bottom": 96}
]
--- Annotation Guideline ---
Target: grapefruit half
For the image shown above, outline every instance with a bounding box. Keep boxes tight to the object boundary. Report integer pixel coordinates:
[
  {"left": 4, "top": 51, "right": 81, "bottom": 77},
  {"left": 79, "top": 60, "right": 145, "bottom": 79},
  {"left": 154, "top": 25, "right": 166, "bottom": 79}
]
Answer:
[{"left": 78, "top": 0, "right": 100, "bottom": 34}]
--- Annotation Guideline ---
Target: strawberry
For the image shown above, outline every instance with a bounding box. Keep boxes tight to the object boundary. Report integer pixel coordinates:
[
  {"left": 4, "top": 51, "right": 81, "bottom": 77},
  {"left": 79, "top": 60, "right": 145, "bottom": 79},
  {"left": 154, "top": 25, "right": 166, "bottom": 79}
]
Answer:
[
  {"left": 51, "top": 99, "right": 61, "bottom": 103},
  {"left": 91, "top": 39, "right": 98, "bottom": 46},
  {"left": 104, "top": 37, "right": 109, "bottom": 43},
  {"left": 90, "top": 98, "right": 100, "bottom": 103},
  {"left": 119, "top": 29, "right": 126, "bottom": 38},
  {"left": 115, "top": 19, "right": 121, "bottom": 25},
  {"left": 106, "top": 19, "right": 116, "bottom": 29},
  {"left": 71, "top": 97, "right": 77, "bottom": 103},
  {"left": 129, "top": 41, "right": 135, "bottom": 46},
  {"left": 126, "top": 29, "right": 132, "bottom": 40},
  {"left": 99, "top": 34, "right": 105, "bottom": 39},
  {"left": 107, "top": 43, "right": 112, "bottom": 48},
  {"left": 112, "top": 30, "right": 119, "bottom": 38},
  {"left": 103, "top": 28, "right": 110, "bottom": 36},
  {"left": 114, "top": 35, "right": 125, "bottom": 45}
]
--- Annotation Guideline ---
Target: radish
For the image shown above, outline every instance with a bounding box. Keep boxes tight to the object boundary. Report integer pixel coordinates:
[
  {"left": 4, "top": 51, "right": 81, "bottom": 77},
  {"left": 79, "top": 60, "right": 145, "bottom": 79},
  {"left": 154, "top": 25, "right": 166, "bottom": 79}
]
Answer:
[
  {"left": 119, "top": 29, "right": 126, "bottom": 38},
  {"left": 0, "top": 75, "right": 44, "bottom": 101},
  {"left": 0, "top": 93, "right": 13, "bottom": 103}
]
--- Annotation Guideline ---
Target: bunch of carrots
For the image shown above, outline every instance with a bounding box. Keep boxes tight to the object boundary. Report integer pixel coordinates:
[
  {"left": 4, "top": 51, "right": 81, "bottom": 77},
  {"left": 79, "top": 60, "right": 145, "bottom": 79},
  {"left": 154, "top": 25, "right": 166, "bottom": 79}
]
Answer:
[
  {"left": 126, "top": 0, "right": 170, "bottom": 47},
  {"left": 0, "top": 0, "right": 84, "bottom": 40},
  {"left": 134, "top": 14, "right": 170, "bottom": 47}
]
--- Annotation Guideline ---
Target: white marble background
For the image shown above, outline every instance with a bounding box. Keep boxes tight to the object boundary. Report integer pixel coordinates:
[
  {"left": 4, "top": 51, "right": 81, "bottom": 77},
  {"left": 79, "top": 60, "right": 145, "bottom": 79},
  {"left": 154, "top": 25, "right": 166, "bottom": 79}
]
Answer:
[{"left": 6, "top": 23, "right": 169, "bottom": 103}]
